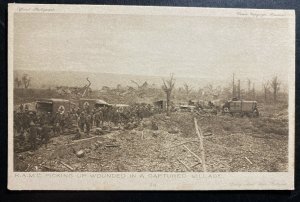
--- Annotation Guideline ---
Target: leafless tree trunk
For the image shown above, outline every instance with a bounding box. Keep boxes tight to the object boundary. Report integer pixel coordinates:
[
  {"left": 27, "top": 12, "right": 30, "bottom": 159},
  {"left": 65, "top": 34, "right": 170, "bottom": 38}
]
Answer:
[
  {"left": 271, "top": 76, "right": 280, "bottom": 103},
  {"left": 82, "top": 77, "right": 92, "bottom": 97},
  {"left": 130, "top": 80, "right": 141, "bottom": 89},
  {"left": 247, "top": 78, "right": 251, "bottom": 98},
  {"left": 162, "top": 74, "right": 175, "bottom": 116},
  {"left": 183, "top": 83, "right": 193, "bottom": 101},
  {"left": 237, "top": 79, "right": 241, "bottom": 99},
  {"left": 263, "top": 82, "right": 269, "bottom": 103},
  {"left": 232, "top": 73, "right": 235, "bottom": 98},
  {"left": 252, "top": 83, "right": 255, "bottom": 98}
]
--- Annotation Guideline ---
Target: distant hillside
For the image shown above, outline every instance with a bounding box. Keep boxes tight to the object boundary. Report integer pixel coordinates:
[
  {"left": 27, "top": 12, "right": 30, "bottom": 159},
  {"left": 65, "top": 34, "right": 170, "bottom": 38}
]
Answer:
[
  {"left": 14, "top": 69, "right": 226, "bottom": 90},
  {"left": 14, "top": 69, "right": 288, "bottom": 92}
]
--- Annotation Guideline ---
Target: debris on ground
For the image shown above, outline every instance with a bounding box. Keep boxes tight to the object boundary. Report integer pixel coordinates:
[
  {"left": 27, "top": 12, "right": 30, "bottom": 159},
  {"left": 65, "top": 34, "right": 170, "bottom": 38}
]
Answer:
[{"left": 14, "top": 111, "right": 288, "bottom": 172}]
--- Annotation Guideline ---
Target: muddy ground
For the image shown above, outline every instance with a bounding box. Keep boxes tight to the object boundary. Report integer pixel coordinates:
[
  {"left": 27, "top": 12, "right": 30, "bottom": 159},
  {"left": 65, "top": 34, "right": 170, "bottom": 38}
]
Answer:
[{"left": 14, "top": 106, "right": 289, "bottom": 172}]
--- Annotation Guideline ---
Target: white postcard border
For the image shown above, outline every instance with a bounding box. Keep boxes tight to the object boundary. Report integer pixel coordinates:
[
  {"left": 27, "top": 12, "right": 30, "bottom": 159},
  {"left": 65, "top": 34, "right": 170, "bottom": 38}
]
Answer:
[{"left": 7, "top": 4, "right": 295, "bottom": 190}]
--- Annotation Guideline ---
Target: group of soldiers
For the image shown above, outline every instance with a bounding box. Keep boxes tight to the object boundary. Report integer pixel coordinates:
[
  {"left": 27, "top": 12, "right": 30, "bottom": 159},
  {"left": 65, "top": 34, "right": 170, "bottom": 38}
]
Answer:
[
  {"left": 76, "top": 103, "right": 159, "bottom": 135},
  {"left": 14, "top": 103, "right": 161, "bottom": 151},
  {"left": 14, "top": 104, "right": 74, "bottom": 150}
]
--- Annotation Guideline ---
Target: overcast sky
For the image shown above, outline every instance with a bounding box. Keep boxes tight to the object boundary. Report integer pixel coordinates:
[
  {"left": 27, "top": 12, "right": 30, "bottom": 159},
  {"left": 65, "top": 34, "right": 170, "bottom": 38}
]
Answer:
[{"left": 14, "top": 13, "right": 293, "bottom": 83}]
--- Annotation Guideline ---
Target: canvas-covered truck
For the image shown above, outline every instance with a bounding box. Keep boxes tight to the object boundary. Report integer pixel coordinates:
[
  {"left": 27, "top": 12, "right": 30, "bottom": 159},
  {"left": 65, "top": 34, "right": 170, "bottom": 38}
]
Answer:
[
  {"left": 36, "top": 98, "right": 73, "bottom": 115},
  {"left": 79, "top": 98, "right": 110, "bottom": 111},
  {"left": 222, "top": 99, "right": 259, "bottom": 117}
]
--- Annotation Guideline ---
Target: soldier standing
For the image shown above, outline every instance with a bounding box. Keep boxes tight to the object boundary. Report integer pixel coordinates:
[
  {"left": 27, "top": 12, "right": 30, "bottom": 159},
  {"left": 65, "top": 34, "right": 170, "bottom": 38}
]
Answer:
[
  {"left": 53, "top": 112, "right": 60, "bottom": 135},
  {"left": 22, "top": 111, "right": 31, "bottom": 131},
  {"left": 19, "top": 104, "right": 24, "bottom": 113},
  {"left": 41, "top": 123, "right": 51, "bottom": 148},
  {"left": 85, "top": 113, "right": 92, "bottom": 135},
  {"left": 94, "top": 110, "right": 100, "bottom": 127},
  {"left": 28, "top": 121, "right": 37, "bottom": 150},
  {"left": 78, "top": 112, "right": 85, "bottom": 132},
  {"left": 59, "top": 113, "right": 65, "bottom": 133}
]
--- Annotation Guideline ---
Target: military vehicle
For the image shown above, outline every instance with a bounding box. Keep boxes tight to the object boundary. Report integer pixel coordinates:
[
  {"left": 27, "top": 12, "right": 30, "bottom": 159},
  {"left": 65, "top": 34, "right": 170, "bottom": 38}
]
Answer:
[
  {"left": 153, "top": 100, "right": 167, "bottom": 110},
  {"left": 222, "top": 98, "right": 259, "bottom": 117},
  {"left": 36, "top": 98, "right": 73, "bottom": 115},
  {"left": 79, "top": 98, "right": 110, "bottom": 110}
]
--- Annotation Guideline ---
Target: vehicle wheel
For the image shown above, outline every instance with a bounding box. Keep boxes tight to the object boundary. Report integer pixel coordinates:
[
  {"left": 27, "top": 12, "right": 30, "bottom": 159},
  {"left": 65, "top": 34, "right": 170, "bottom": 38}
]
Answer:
[
  {"left": 252, "top": 109, "right": 259, "bottom": 117},
  {"left": 223, "top": 107, "right": 229, "bottom": 113}
]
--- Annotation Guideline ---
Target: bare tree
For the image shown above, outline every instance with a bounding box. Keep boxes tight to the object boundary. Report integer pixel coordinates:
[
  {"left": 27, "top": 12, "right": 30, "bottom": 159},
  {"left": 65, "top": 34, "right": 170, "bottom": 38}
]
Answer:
[
  {"left": 183, "top": 83, "right": 193, "bottom": 101},
  {"left": 262, "top": 82, "right": 269, "bottom": 102},
  {"left": 130, "top": 80, "right": 141, "bottom": 89},
  {"left": 82, "top": 77, "right": 92, "bottom": 97},
  {"left": 271, "top": 76, "right": 280, "bottom": 103},
  {"left": 162, "top": 74, "right": 175, "bottom": 116},
  {"left": 21, "top": 74, "right": 31, "bottom": 89},
  {"left": 237, "top": 79, "right": 241, "bottom": 99},
  {"left": 232, "top": 73, "right": 236, "bottom": 98},
  {"left": 247, "top": 78, "right": 251, "bottom": 93},
  {"left": 252, "top": 83, "right": 255, "bottom": 98}
]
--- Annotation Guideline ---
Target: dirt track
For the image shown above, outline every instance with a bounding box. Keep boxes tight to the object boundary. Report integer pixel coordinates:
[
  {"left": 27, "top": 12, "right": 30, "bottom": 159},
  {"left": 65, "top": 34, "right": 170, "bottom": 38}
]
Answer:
[{"left": 14, "top": 111, "right": 288, "bottom": 172}]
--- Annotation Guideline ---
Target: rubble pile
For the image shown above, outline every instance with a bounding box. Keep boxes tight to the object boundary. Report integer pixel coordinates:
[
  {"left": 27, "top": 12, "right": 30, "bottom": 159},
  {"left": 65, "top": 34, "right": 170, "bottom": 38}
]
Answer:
[{"left": 14, "top": 112, "right": 288, "bottom": 172}]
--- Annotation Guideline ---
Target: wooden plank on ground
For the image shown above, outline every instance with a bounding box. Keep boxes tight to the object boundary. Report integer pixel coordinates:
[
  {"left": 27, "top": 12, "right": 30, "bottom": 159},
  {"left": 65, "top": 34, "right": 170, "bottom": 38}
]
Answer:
[
  {"left": 165, "top": 140, "right": 199, "bottom": 150},
  {"left": 60, "top": 161, "right": 74, "bottom": 171},
  {"left": 183, "top": 144, "right": 202, "bottom": 164},
  {"left": 176, "top": 158, "right": 191, "bottom": 171},
  {"left": 194, "top": 117, "right": 207, "bottom": 172}
]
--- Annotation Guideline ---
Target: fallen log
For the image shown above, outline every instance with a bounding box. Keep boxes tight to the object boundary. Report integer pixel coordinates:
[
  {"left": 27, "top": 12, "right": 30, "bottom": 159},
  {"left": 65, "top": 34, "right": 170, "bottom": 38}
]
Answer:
[
  {"left": 177, "top": 158, "right": 191, "bottom": 171},
  {"left": 105, "top": 144, "right": 119, "bottom": 147},
  {"left": 88, "top": 156, "right": 102, "bottom": 161},
  {"left": 183, "top": 145, "right": 202, "bottom": 164},
  {"left": 60, "top": 161, "right": 74, "bottom": 171},
  {"left": 166, "top": 140, "right": 199, "bottom": 150},
  {"left": 245, "top": 157, "right": 253, "bottom": 165},
  {"left": 72, "top": 136, "right": 98, "bottom": 143},
  {"left": 190, "top": 162, "right": 201, "bottom": 168},
  {"left": 41, "top": 165, "right": 60, "bottom": 172}
]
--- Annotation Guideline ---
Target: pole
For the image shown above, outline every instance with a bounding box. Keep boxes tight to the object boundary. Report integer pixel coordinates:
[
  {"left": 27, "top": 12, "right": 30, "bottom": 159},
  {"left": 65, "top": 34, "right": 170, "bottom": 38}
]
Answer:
[{"left": 194, "top": 117, "right": 207, "bottom": 172}]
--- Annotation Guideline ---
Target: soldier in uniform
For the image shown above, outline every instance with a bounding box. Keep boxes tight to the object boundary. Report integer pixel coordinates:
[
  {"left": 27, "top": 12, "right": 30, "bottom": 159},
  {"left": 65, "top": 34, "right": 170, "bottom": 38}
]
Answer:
[
  {"left": 102, "top": 105, "right": 109, "bottom": 126},
  {"left": 78, "top": 111, "right": 85, "bottom": 132},
  {"left": 22, "top": 111, "right": 31, "bottom": 131},
  {"left": 40, "top": 123, "right": 51, "bottom": 148},
  {"left": 94, "top": 110, "right": 101, "bottom": 127},
  {"left": 85, "top": 113, "right": 92, "bottom": 135},
  {"left": 28, "top": 121, "right": 37, "bottom": 150},
  {"left": 53, "top": 112, "right": 61, "bottom": 135},
  {"left": 19, "top": 104, "right": 24, "bottom": 113}
]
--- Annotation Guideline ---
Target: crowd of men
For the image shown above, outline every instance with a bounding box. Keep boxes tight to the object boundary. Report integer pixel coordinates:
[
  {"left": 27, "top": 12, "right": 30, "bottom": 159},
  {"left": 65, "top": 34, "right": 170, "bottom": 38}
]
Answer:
[{"left": 14, "top": 103, "right": 162, "bottom": 151}]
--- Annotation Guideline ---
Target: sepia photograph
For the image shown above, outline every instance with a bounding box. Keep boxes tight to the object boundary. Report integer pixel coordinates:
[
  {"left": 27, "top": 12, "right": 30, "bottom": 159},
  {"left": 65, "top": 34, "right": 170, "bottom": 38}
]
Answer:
[{"left": 8, "top": 4, "right": 295, "bottom": 190}]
